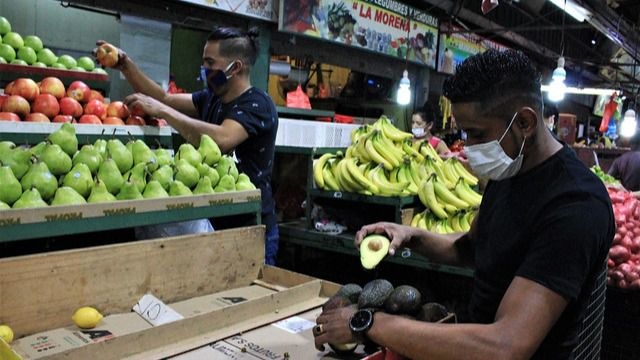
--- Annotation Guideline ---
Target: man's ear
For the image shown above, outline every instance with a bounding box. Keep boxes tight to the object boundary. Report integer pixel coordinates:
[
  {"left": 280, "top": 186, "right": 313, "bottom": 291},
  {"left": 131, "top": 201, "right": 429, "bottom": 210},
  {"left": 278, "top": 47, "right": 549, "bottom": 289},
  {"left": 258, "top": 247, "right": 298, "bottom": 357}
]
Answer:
[{"left": 517, "top": 107, "right": 538, "bottom": 135}]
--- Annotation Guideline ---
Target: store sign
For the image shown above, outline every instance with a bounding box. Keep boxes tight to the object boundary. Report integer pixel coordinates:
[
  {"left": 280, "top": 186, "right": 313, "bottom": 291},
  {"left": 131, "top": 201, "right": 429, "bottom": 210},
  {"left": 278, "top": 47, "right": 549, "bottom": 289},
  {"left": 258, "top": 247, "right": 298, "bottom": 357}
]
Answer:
[
  {"left": 279, "top": 0, "right": 439, "bottom": 68},
  {"left": 176, "top": 0, "right": 278, "bottom": 22},
  {"left": 437, "top": 24, "right": 509, "bottom": 74}
]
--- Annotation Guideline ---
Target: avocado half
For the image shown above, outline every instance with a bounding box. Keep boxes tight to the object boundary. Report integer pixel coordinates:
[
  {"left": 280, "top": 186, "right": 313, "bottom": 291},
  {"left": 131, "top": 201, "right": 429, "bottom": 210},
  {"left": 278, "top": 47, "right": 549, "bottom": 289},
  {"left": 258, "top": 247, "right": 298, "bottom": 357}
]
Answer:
[{"left": 359, "top": 234, "right": 391, "bottom": 269}]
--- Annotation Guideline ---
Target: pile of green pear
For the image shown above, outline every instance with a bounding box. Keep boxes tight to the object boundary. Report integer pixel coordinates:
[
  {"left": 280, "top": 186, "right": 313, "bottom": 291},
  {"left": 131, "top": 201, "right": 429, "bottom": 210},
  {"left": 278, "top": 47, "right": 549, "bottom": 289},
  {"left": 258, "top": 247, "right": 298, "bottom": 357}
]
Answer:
[{"left": 0, "top": 123, "right": 257, "bottom": 210}]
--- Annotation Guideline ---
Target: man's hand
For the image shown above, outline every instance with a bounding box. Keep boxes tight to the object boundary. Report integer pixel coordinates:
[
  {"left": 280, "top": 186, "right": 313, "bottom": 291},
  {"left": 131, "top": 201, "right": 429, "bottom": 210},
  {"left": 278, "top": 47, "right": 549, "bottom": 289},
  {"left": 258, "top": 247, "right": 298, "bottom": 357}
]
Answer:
[
  {"left": 355, "top": 222, "right": 415, "bottom": 256},
  {"left": 313, "top": 306, "right": 358, "bottom": 352},
  {"left": 93, "top": 40, "right": 127, "bottom": 69},
  {"left": 124, "top": 93, "right": 169, "bottom": 119}
]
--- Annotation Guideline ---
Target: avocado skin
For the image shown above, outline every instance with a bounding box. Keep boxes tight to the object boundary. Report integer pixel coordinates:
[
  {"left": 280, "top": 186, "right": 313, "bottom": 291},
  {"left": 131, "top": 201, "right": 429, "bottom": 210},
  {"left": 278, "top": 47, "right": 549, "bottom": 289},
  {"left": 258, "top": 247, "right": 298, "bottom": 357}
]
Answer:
[
  {"left": 383, "top": 285, "right": 423, "bottom": 315},
  {"left": 335, "top": 283, "right": 363, "bottom": 304},
  {"left": 358, "top": 279, "right": 394, "bottom": 309},
  {"left": 416, "top": 302, "right": 450, "bottom": 322}
]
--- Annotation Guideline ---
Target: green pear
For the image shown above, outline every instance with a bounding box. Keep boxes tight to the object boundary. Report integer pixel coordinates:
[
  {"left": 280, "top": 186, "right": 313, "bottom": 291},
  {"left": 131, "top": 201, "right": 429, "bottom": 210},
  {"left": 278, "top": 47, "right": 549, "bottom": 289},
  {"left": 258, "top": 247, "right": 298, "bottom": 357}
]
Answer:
[
  {"left": 61, "top": 163, "right": 93, "bottom": 198},
  {"left": 0, "top": 141, "right": 16, "bottom": 158},
  {"left": 0, "top": 200, "right": 10, "bottom": 210},
  {"left": 196, "top": 163, "right": 211, "bottom": 178},
  {"left": 50, "top": 186, "right": 87, "bottom": 206},
  {"left": 72, "top": 144, "right": 103, "bottom": 175},
  {"left": 198, "top": 134, "right": 221, "bottom": 166},
  {"left": 4, "top": 147, "right": 32, "bottom": 179},
  {"left": 142, "top": 180, "right": 169, "bottom": 199},
  {"left": 87, "top": 179, "right": 117, "bottom": 203},
  {"left": 203, "top": 165, "right": 220, "bottom": 187},
  {"left": 0, "top": 164, "right": 23, "bottom": 205},
  {"left": 116, "top": 176, "right": 144, "bottom": 200},
  {"left": 29, "top": 141, "right": 48, "bottom": 157},
  {"left": 97, "top": 157, "right": 124, "bottom": 195},
  {"left": 131, "top": 139, "right": 158, "bottom": 172},
  {"left": 193, "top": 176, "right": 215, "bottom": 194},
  {"left": 173, "top": 159, "right": 199, "bottom": 189},
  {"left": 215, "top": 155, "right": 238, "bottom": 181},
  {"left": 214, "top": 174, "right": 236, "bottom": 193},
  {"left": 235, "top": 173, "right": 257, "bottom": 191},
  {"left": 107, "top": 139, "right": 133, "bottom": 173},
  {"left": 39, "top": 143, "right": 72, "bottom": 176},
  {"left": 48, "top": 122, "right": 78, "bottom": 157},
  {"left": 150, "top": 165, "right": 173, "bottom": 190},
  {"left": 169, "top": 180, "right": 192, "bottom": 196},
  {"left": 154, "top": 147, "right": 173, "bottom": 167},
  {"left": 175, "top": 143, "right": 202, "bottom": 167},
  {"left": 123, "top": 162, "right": 147, "bottom": 192},
  {"left": 12, "top": 188, "right": 48, "bottom": 209},
  {"left": 20, "top": 161, "right": 58, "bottom": 201},
  {"left": 94, "top": 138, "right": 108, "bottom": 159}
]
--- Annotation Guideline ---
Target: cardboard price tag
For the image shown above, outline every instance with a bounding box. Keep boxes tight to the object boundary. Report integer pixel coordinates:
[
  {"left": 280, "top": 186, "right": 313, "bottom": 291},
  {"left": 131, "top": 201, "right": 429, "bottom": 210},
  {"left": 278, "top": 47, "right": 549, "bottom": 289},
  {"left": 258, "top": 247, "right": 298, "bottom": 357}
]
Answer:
[{"left": 132, "top": 293, "right": 184, "bottom": 326}]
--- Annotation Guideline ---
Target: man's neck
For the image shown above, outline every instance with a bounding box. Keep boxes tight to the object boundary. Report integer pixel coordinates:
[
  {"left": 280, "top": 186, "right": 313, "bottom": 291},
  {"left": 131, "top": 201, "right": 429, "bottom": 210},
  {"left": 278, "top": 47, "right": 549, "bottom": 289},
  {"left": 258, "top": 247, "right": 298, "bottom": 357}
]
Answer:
[{"left": 221, "top": 78, "right": 252, "bottom": 103}]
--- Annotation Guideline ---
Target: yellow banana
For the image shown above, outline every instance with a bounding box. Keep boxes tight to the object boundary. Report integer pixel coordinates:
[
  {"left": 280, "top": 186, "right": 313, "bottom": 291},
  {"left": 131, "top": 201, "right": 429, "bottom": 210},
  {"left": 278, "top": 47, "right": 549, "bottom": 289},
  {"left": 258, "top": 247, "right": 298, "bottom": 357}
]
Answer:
[
  {"left": 377, "top": 115, "right": 413, "bottom": 142},
  {"left": 418, "top": 142, "right": 443, "bottom": 164},
  {"left": 344, "top": 157, "right": 379, "bottom": 194},
  {"left": 354, "top": 138, "right": 372, "bottom": 163},
  {"left": 371, "top": 132, "right": 402, "bottom": 168},
  {"left": 334, "top": 158, "right": 357, "bottom": 192},
  {"left": 322, "top": 163, "right": 340, "bottom": 191},
  {"left": 401, "top": 139, "right": 424, "bottom": 162},
  {"left": 420, "top": 177, "right": 449, "bottom": 219},
  {"left": 433, "top": 176, "right": 471, "bottom": 210},
  {"left": 449, "top": 213, "right": 463, "bottom": 232},
  {"left": 453, "top": 179, "right": 482, "bottom": 208},
  {"left": 459, "top": 211, "right": 471, "bottom": 231},
  {"left": 431, "top": 159, "right": 456, "bottom": 189},
  {"left": 364, "top": 132, "right": 394, "bottom": 170},
  {"left": 389, "top": 166, "right": 402, "bottom": 184},
  {"left": 443, "top": 203, "right": 459, "bottom": 215},
  {"left": 411, "top": 211, "right": 422, "bottom": 227},
  {"left": 442, "top": 158, "right": 463, "bottom": 186},
  {"left": 368, "top": 164, "right": 408, "bottom": 196},
  {"left": 398, "top": 162, "right": 418, "bottom": 194},
  {"left": 418, "top": 211, "right": 429, "bottom": 229},
  {"left": 450, "top": 157, "right": 478, "bottom": 186},
  {"left": 423, "top": 211, "right": 436, "bottom": 230},
  {"left": 313, "top": 152, "right": 336, "bottom": 189}
]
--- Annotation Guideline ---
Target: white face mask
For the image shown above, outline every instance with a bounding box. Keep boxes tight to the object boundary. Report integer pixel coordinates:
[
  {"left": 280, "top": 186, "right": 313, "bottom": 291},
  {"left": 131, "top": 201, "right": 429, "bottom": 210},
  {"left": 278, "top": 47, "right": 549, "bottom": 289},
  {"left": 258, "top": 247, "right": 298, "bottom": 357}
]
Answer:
[
  {"left": 412, "top": 127, "right": 425, "bottom": 137},
  {"left": 463, "top": 112, "right": 526, "bottom": 181},
  {"left": 546, "top": 120, "right": 554, "bottom": 131}
]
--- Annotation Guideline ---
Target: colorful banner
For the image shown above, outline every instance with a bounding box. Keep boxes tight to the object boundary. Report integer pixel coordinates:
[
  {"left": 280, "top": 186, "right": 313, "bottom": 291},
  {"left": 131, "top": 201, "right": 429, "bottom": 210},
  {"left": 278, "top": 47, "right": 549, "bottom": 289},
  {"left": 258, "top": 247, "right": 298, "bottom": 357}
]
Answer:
[
  {"left": 437, "top": 24, "right": 509, "bottom": 74},
  {"left": 279, "top": 0, "right": 439, "bottom": 68},
  {"left": 177, "top": 0, "right": 278, "bottom": 22}
]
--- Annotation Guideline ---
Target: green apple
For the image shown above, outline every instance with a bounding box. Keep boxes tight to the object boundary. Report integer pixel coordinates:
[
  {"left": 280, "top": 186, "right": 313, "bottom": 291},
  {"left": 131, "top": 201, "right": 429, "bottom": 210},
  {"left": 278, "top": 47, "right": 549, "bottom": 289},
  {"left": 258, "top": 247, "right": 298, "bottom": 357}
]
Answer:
[
  {"left": 0, "top": 17, "right": 11, "bottom": 35},
  {"left": 3, "top": 32, "right": 23, "bottom": 49},
  {"left": 92, "top": 67, "right": 108, "bottom": 74},
  {"left": 0, "top": 43, "right": 15, "bottom": 62},
  {"left": 50, "top": 62, "right": 67, "bottom": 69},
  {"left": 0, "top": 34, "right": 2, "bottom": 44},
  {"left": 76, "top": 56, "right": 95, "bottom": 71},
  {"left": 0, "top": 56, "right": 6, "bottom": 64},
  {"left": 17, "top": 46, "right": 37, "bottom": 65},
  {"left": 10, "top": 59, "right": 27, "bottom": 66},
  {"left": 37, "top": 48, "right": 57, "bottom": 66},
  {"left": 23, "top": 35, "right": 43, "bottom": 52},
  {"left": 32, "top": 61, "right": 46, "bottom": 67},
  {"left": 57, "top": 54, "right": 76, "bottom": 69},
  {"left": 70, "top": 66, "right": 85, "bottom": 72}
]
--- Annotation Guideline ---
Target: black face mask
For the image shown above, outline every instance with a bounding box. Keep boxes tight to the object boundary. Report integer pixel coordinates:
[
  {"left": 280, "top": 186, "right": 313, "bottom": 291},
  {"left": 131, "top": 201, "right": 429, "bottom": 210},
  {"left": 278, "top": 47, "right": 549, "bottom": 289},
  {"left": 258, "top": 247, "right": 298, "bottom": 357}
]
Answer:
[{"left": 200, "top": 61, "right": 236, "bottom": 92}]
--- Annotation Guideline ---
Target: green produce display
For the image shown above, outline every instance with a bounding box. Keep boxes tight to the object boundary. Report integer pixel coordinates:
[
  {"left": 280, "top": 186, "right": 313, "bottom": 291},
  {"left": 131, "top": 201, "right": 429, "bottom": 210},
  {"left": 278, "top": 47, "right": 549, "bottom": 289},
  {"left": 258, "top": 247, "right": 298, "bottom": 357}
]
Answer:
[
  {"left": 591, "top": 165, "right": 619, "bottom": 186},
  {"left": 0, "top": 128, "right": 257, "bottom": 210}
]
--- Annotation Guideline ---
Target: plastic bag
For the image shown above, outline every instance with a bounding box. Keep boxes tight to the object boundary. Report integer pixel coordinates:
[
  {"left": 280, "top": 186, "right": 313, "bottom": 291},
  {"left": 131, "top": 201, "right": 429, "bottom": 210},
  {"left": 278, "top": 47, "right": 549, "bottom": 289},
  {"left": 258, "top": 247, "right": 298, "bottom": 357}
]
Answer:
[
  {"left": 286, "top": 85, "right": 311, "bottom": 109},
  {"left": 134, "top": 219, "right": 214, "bottom": 240}
]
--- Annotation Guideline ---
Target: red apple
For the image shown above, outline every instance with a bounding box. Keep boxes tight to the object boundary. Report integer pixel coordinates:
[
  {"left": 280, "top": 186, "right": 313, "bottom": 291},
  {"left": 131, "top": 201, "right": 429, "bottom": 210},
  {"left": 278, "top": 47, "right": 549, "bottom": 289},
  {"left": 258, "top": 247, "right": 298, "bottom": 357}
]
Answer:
[
  {"left": 106, "top": 101, "right": 129, "bottom": 119},
  {"left": 6, "top": 78, "right": 40, "bottom": 101},
  {"left": 129, "top": 103, "right": 146, "bottom": 118},
  {"left": 39, "top": 77, "right": 66, "bottom": 99},
  {"left": 66, "top": 81, "right": 91, "bottom": 103},
  {"left": 125, "top": 115, "right": 146, "bottom": 126},
  {"left": 0, "top": 94, "right": 7, "bottom": 109},
  {"left": 84, "top": 99, "right": 107, "bottom": 119},
  {"left": 78, "top": 114, "right": 102, "bottom": 124},
  {"left": 32, "top": 93, "right": 60, "bottom": 119},
  {"left": 25, "top": 112, "right": 51, "bottom": 123},
  {"left": 4, "top": 81, "right": 15, "bottom": 95},
  {"left": 87, "top": 90, "right": 105, "bottom": 103},
  {"left": 102, "top": 116, "right": 125, "bottom": 125},
  {"left": 59, "top": 97, "right": 83, "bottom": 118},
  {"left": 53, "top": 114, "right": 74, "bottom": 123},
  {"left": 0, "top": 112, "right": 21, "bottom": 122},
  {"left": 95, "top": 43, "right": 119, "bottom": 68},
  {"left": 1, "top": 95, "right": 30, "bottom": 118},
  {"left": 147, "top": 117, "right": 168, "bottom": 127}
]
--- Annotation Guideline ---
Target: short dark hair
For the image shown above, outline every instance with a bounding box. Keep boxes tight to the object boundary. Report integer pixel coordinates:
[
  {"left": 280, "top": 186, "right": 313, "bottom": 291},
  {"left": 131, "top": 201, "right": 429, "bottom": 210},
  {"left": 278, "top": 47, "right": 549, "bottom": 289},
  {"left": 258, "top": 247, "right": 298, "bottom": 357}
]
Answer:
[
  {"left": 442, "top": 49, "right": 543, "bottom": 119},
  {"left": 207, "top": 26, "right": 260, "bottom": 66},
  {"left": 543, "top": 103, "right": 559, "bottom": 119}
]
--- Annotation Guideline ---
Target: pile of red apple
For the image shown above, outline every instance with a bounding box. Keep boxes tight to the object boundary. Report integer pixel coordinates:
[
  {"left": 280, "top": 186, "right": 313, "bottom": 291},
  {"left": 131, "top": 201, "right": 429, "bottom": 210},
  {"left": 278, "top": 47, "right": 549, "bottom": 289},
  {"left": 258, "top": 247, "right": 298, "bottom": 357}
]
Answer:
[
  {"left": 0, "top": 76, "right": 166, "bottom": 126},
  {"left": 606, "top": 186, "right": 640, "bottom": 290}
]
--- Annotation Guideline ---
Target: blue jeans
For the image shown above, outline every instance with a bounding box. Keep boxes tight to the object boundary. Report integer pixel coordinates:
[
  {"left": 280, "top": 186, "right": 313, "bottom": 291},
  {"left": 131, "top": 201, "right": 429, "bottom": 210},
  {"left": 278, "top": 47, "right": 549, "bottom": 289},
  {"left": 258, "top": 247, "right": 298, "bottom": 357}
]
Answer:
[{"left": 263, "top": 211, "right": 279, "bottom": 266}]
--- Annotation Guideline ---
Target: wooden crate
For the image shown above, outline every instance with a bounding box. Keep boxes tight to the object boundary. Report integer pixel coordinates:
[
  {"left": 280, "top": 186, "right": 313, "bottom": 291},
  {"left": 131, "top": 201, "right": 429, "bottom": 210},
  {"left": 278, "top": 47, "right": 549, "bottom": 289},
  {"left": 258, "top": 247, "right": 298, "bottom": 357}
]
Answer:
[{"left": 0, "top": 226, "right": 340, "bottom": 360}]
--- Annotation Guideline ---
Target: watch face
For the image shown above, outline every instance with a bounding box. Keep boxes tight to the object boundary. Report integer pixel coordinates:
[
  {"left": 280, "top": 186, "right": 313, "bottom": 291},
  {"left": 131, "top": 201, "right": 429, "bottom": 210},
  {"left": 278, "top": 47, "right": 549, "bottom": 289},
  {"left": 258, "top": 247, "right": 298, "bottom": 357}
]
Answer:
[{"left": 350, "top": 309, "right": 374, "bottom": 332}]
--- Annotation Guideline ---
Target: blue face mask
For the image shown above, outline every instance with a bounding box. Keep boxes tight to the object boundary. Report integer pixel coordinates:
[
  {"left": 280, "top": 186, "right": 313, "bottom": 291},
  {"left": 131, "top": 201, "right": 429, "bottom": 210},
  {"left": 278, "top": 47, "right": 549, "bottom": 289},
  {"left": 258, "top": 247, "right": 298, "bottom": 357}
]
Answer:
[{"left": 200, "top": 61, "right": 236, "bottom": 92}]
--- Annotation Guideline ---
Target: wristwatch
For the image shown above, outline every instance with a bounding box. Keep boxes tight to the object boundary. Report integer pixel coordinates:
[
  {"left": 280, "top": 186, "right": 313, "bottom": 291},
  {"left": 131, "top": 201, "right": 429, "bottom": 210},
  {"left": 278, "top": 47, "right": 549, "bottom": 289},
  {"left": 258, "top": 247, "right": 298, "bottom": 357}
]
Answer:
[{"left": 349, "top": 308, "right": 376, "bottom": 341}]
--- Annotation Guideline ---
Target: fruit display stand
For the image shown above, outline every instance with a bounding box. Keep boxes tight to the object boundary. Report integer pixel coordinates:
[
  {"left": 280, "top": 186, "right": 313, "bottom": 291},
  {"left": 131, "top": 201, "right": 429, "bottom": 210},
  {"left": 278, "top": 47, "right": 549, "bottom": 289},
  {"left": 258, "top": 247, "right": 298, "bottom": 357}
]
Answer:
[
  {"left": 0, "top": 225, "right": 345, "bottom": 360},
  {"left": 0, "top": 63, "right": 110, "bottom": 96}
]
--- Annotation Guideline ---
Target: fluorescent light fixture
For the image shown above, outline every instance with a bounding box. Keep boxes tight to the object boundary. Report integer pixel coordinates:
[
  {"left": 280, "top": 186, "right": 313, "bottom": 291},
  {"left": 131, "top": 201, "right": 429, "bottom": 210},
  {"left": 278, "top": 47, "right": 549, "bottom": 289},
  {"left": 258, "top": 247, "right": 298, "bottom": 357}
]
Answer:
[
  {"left": 547, "top": 57, "right": 567, "bottom": 102},
  {"left": 548, "top": 0, "right": 591, "bottom": 22},
  {"left": 620, "top": 109, "right": 637, "bottom": 137},
  {"left": 541, "top": 85, "right": 619, "bottom": 96},
  {"left": 396, "top": 70, "right": 411, "bottom": 105}
]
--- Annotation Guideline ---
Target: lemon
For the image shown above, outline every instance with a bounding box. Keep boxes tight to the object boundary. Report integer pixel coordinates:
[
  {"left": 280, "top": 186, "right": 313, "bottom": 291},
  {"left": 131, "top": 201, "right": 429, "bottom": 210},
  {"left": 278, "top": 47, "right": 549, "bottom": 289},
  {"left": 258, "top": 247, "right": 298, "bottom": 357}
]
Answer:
[
  {"left": 0, "top": 324, "right": 14, "bottom": 343},
  {"left": 71, "top": 306, "right": 103, "bottom": 329}
]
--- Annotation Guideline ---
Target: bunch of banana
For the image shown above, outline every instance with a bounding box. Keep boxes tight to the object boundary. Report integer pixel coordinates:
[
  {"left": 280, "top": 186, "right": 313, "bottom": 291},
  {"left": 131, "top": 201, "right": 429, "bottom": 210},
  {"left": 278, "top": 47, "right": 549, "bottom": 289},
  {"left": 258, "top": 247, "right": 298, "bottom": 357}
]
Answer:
[
  {"left": 367, "top": 163, "right": 410, "bottom": 197},
  {"left": 389, "top": 158, "right": 419, "bottom": 194},
  {"left": 411, "top": 208, "right": 476, "bottom": 233},
  {"left": 372, "top": 115, "right": 414, "bottom": 142},
  {"left": 414, "top": 140, "right": 443, "bottom": 165},
  {"left": 417, "top": 174, "right": 481, "bottom": 219},
  {"left": 313, "top": 151, "right": 341, "bottom": 191}
]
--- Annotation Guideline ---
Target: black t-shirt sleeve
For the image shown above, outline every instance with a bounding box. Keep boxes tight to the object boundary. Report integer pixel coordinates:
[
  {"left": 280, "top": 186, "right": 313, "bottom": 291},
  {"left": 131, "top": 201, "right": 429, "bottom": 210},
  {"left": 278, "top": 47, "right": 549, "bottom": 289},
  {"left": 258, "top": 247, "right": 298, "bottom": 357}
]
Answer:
[
  {"left": 192, "top": 90, "right": 208, "bottom": 119},
  {"left": 516, "top": 195, "right": 611, "bottom": 301}
]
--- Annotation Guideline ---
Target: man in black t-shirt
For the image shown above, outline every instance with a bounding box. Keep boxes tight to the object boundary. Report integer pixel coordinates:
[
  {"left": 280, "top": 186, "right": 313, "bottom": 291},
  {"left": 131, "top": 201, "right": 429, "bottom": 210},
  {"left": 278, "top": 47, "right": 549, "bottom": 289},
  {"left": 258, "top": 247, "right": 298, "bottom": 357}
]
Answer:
[
  {"left": 313, "top": 50, "right": 614, "bottom": 359},
  {"left": 95, "top": 27, "right": 279, "bottom": 265},
  {"left": 609, "top": 133, "right": 640, "bottom": 192}
]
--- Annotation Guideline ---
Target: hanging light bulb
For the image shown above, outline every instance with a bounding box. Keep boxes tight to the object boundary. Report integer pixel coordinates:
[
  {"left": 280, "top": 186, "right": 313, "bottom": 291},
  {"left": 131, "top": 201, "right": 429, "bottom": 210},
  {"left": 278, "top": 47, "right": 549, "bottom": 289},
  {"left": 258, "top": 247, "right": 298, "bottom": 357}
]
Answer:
[
  {"left": 396, "top": 70, "right": 411, "bottom": 105},
  {"left": 548, "top": 57, "right": 566, "bottom": 102},
  {"left": 620, "top": 109, "right": 637, "bottom": 138}
]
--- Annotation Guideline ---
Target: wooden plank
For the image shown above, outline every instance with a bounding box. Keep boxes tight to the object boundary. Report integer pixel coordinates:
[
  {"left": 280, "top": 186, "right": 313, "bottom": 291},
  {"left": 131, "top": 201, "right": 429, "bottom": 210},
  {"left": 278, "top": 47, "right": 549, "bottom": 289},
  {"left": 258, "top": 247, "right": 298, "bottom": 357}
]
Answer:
[
  {"left": 259, "top": 265, "right": 341, "bottom": 297},
  {"left": 47, "top": 280, "right": 326, "bottom": 360},
  {"left": 0, "top": 226, "right": 265, "bottom": 338}
]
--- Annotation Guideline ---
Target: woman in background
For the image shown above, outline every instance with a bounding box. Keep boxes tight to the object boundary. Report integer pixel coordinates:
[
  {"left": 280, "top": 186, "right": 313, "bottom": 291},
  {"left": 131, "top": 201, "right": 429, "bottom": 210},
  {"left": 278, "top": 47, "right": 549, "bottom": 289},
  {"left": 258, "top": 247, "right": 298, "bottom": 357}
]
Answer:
[{"left": 411, "top": 110, "right": 450, "bottom": 156}]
